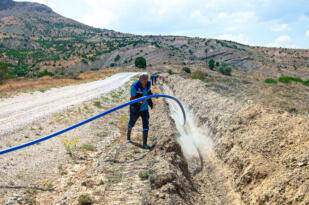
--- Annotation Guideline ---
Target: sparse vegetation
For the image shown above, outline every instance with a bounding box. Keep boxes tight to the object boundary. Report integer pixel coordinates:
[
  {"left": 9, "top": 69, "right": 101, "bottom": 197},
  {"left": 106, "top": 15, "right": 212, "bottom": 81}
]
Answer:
[
  {"left": 182, "top": 67, "right": 191, "bottom": 73},
  {"left": 62, "top": 136, "right": 79, "bottom": 155},
  {"left": 94, "top": 101, "right": 101, "bottom": 108},
  {"left": 39, "top": 69, "right": 54, "bottom": 77},
  {"left": 43, "top": 180, "right": 53, "bottom": 189},
  {"left": 0, "top": 62, "right": 9, "bottom": 84},
  {"left": 279, "top": 76, "right": 302, "bottom": 84},
  {"left": 138, "top": 170, "right": 154, "bottom": 180},
  {"left": 217, "top": 62, "right": 232, "bottom": 76},
  {"left": 78, "top": 194, "right": 93, "bottom": 205},
  {"left": 264, "top": 78, "right": 277, "bottom": 84},
  {"left": 90, "top": 67, "right": 99, "bottom": 71},
  {"left": 82, "top": 144, "right": 95, "bottom": 151},
  {"left": 190, "top": 70, "right": 205, "bottom": 80}
]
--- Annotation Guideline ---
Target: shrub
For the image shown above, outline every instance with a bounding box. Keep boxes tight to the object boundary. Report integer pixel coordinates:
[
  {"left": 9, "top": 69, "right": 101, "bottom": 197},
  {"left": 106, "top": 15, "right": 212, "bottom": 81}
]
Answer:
[
  {"left": 190, "top": 70, "right": 205, "bottom": 80},
  {"left": 114, "top": 54, "right": 120, "bottom": 62},
  {"left": 216, "top": 62, "right": 220, "bottom": 67},
  {"left": 217, "top": 62, "right": 232, "bottom": 76},
  {"left": 78, "top": 194, "right": 93, "bottom": 205},
  {"left": 81, "top": 59, "right": 88, "bottom": 64},
  {"left": 278, "top": 76, "right": 292, "bottom": 83},
  {"left": 167, "top": 69, "right": 174, "bottom": 75},
  {"left": 303, "top": 80, "right": 309, "bottom": 86},
  {"left": 208, "top": 59, "right": 215, "bottom": 70},
  {"left": 90, "top": 67, "right": 99, "bottom": 71},
  {"left": 264, "top": 78, "right": 277, "bottom": 84},
  {"left": 39, "top": 69, "right": 54, "bottom": 77},
  {"left": 0, "top": 62, "right": 9, "bottom": 84},
  {"left": 138, "top": 170, "right": 154, "bottom": 180},
  {"left": 135, "top": 56, "right": 146, "bottom": 69},
  {"left": 182, "top": 67, "right": 191, "bottom": 73},
  {"left": 278, "top": 76, "right": 303, "bottom": 84},
  {"left": 110, "top": 63, "right": 115, "bottom": 67}
]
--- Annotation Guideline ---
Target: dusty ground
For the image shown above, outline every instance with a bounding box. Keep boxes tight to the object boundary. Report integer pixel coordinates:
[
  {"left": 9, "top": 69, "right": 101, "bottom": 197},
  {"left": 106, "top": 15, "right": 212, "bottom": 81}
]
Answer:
[{"left": 1, "top": 71, "right": 309, "bottom": 205}]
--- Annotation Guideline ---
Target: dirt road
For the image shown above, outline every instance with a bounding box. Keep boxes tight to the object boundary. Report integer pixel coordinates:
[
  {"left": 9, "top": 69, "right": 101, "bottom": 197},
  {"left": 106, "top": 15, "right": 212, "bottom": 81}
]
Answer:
[{"left": 0, "top": 72, "right": 137, "bottom": 137}]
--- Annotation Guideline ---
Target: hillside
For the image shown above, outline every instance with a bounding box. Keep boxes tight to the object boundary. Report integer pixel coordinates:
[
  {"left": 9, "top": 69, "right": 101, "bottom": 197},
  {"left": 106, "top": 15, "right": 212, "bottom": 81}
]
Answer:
[{"left": 0, "top": 0, "right": 308, "bottom": 80}]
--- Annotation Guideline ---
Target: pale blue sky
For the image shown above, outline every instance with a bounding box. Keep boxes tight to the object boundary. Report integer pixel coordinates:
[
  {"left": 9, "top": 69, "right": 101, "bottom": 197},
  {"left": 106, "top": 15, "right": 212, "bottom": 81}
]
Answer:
[{"left": 15, "top": 0, "right": 309, "bottom": 49}]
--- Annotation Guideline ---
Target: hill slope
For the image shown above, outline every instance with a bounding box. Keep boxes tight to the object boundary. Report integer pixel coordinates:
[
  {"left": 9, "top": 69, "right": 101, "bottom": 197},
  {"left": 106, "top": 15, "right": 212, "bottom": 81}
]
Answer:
[{"left": 0, "top": 0, "right": 308, "bottom": 80}]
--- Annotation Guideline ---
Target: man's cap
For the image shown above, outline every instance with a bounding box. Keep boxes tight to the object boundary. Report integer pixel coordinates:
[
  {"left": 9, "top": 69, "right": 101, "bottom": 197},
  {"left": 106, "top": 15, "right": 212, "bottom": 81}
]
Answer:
[{"left": 139, "top": 73, "right": 148, "bottom": 79}]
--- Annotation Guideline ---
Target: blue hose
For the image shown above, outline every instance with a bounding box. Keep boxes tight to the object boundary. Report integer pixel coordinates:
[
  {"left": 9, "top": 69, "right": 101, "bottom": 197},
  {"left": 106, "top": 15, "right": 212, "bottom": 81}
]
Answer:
[{"left": 0, "top": 94, "right": 185, "bottom": 155}]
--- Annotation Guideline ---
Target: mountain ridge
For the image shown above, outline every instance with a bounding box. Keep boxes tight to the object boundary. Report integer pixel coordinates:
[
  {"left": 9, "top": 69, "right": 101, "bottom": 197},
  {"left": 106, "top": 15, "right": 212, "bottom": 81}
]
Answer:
[{"left": 0, "top": 0, "right": 308, "bottom": 80}]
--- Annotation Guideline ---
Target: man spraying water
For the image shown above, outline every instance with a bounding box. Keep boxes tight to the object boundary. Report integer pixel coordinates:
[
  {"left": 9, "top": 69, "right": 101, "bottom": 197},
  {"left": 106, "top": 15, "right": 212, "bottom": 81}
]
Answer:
[{"left": 126, "top": 73, "right": 153, "bottom": 149}]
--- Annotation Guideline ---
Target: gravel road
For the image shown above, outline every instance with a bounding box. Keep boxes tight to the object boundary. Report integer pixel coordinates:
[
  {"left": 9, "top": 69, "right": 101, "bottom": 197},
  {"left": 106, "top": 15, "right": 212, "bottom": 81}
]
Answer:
[{"left": 0, "top": 72, "right": 137, "bottom": 137}]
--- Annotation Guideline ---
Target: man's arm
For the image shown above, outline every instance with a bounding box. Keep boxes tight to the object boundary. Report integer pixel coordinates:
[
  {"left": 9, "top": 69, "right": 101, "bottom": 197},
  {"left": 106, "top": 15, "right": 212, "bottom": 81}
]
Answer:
[
  {"left": 130, "top": 85, "right": 136, "bottom": 101},
  {"left": 147, "top": 90, "right": 153, "bottom": 109}
]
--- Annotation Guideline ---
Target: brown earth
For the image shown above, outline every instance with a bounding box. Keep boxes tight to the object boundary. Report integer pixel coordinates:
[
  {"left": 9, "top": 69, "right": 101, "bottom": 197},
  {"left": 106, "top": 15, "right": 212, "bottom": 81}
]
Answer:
[
  {"left": 160, "top": 73, "right": 309, "bottom": 204},
  {"left": 0, "top": 69, "right": 119, "bottom": 98},
  {"left": 0, "top": 71, "right": 309, "bottom": 204}
]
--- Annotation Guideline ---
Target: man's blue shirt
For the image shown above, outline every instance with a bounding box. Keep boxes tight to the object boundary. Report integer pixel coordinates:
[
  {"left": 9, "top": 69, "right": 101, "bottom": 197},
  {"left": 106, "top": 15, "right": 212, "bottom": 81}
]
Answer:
[{"left": 130, "top": 80, "right": 151, "bottom": 111}]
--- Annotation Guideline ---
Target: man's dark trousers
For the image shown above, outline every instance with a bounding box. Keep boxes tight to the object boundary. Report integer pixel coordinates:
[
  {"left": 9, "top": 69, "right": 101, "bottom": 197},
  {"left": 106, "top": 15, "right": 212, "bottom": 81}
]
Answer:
[{"left": 127, "top": 104, "right": 149, "bottom": 132}]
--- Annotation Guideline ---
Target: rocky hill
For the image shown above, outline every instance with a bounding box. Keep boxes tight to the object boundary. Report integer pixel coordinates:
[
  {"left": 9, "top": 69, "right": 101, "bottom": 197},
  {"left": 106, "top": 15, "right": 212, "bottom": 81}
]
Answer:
[{"left": 0, "top": 0, "right": 308, "bottom": 80}]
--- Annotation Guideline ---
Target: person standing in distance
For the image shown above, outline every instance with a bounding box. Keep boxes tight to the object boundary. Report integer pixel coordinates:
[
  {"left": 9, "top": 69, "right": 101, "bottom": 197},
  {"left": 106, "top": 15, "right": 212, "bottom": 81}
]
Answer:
[{"left": 126, "top": 73, "right": 153, "bottom": 149}]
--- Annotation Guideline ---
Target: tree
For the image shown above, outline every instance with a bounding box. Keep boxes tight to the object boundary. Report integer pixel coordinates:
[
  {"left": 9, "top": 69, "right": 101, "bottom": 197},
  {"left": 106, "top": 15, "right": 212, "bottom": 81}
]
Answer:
[
  {"left": 135, "top": 56, "right": 146, "bottom": 69},
  {"left": 208, "top": 59, "right": 215, "bottom": 70},
  {"left": 0, "top": 62, "right": 9, "bottom": 84}
]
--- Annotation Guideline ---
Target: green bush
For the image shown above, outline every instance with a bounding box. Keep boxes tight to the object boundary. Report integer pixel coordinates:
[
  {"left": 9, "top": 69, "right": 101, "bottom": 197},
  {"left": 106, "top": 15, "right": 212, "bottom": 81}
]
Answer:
[
  {"left": 81, "top": 59, "right": 88, "bottom": 64},
  {"left": 264, "top": 78, "right": 277, "bottom": 84},
  {"left": 90, "top": 67, "right": 99, "bottom": 71},
  {"left": 190, "top": 70, "right": 205, "bottom": 80},
  {"left": 0, "top": 62, "right": 9, "bottom": 84},
  {"left": 39, "top": 69, "right": 54, "bottom": 77},
  {"left": 278, "top": 76, "right": 292, "bottom": 83},
  {"left": 167, "top": 69, "right": 174, "bottom": 75},
  {"left": 110, "top": 63, "right": 115, "bottom": 67},
  {"left": 208, "top": 59, "right": 215, "bottom": 70},
  {"left": 303, "top": 80, "right": 309, "bottom": 86},
  {"left": 114, "top": 54, "right": 120, "bottom": 62},
  {"left": 217, "top": 62, "right": 232, "bottom": 76},
  {"left": 135, "top": 56, "right": 146, "bottom": 69},
  {"left": 278, "top": 76, "right": 303, "bottom": 84},
  {"left": 182, "top": 67, "right": 191, "bottom": 73}
]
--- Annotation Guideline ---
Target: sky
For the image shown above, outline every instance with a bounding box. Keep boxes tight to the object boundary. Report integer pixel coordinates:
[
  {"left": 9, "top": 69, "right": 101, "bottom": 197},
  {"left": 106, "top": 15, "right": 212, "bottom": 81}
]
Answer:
[{"left": 15, "top": 0, "right": 309, "bottom": 49}]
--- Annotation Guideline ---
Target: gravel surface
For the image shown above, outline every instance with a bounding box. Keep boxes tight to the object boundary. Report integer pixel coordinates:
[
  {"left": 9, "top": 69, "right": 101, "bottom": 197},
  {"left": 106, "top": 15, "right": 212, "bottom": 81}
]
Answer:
[{"left": 0, "top": 72, "right": 137, "bottom": 137}]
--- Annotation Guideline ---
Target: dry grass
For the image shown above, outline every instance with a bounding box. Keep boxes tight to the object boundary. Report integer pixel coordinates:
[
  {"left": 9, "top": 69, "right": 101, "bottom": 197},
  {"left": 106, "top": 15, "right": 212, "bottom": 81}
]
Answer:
[{"left": 0, "top": 69, "right": 119, "bottom": 98}]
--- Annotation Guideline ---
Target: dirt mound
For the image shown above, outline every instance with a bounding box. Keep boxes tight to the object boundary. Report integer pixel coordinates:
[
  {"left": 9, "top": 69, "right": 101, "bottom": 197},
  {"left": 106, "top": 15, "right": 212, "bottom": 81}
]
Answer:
[{"left": 161, "top": 73, "right": 309, "bottom": 204}]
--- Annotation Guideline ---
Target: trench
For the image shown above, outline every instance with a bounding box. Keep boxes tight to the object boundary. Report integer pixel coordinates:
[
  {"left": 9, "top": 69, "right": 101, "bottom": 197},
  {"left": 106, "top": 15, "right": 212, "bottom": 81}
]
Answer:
[{"left": 159, "top": 81, "right": 243, "bottom": 205}]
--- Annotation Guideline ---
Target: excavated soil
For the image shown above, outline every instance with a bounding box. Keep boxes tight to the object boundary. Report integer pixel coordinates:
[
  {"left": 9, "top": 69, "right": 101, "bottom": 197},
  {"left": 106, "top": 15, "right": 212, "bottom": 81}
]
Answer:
[{"left": 160, "top": 73, "right": 309, "bottom": 204}]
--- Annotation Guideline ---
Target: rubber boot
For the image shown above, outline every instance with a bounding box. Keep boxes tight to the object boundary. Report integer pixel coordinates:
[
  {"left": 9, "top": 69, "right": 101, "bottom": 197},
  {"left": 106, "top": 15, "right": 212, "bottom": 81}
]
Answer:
[
  {"left": 142, "top": 131, "right": 150, "bottom": 149},
  {"left": 126, "top": 127, "right": 132, "bottom": 143}
]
